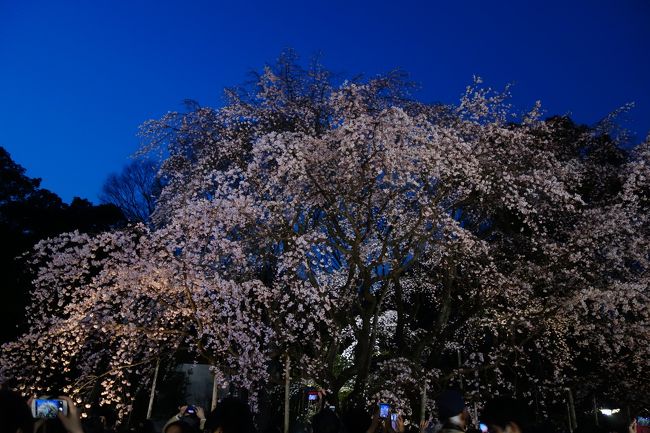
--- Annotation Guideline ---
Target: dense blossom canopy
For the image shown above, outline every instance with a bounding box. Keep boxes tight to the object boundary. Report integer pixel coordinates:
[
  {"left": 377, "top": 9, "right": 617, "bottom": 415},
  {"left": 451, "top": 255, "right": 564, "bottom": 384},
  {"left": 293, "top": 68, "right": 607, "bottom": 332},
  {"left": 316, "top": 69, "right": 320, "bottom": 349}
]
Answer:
[{"left": 2, "top": 55, "right": 648, "bottom": 421}]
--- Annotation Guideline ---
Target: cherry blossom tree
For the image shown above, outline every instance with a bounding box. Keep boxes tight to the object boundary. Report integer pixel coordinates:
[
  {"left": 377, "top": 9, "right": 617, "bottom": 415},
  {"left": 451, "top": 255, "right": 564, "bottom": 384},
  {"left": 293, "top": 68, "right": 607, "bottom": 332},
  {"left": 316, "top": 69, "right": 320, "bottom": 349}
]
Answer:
[{"left": 2, "top": 54, "right": 648, "bottom": 424}]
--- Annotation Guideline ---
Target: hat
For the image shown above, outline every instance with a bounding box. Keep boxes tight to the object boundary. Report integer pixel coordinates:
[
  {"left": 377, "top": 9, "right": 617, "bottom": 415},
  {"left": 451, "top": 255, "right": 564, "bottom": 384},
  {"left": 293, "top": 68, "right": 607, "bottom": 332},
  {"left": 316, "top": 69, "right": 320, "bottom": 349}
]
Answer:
[{"left": 436, "top": 390, "right": 465, "bottom": 420}]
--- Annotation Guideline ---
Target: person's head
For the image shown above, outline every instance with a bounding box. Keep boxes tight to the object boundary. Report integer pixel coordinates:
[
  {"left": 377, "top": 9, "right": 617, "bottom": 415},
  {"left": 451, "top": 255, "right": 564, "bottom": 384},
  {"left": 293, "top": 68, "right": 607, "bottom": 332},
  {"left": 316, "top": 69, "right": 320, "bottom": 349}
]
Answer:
[
  {"left": 436, "top": 390, "right": 468, "bottom": 427},
  {"left": 180, "top": 413, "right": 201, "bottom": 431},
  {"left": 0, "top": 389, "right": 33, "bottom": 433},
  {"left": 137, "top": 419, "right": 156, "bottom": 433},
  {"left": 481, "top": 397, "right": 534, "bottom": 433},
  {"left": 165, "top": 420, "right": 198, "bottom": 433},
  {"left": 81, "top": 416, "right": 106, "bottom": 433},
  {"left": 35, "top": 419, "right": 70, "bottom": 433},
  {"left": 340, "top": 404, "right": 371, "bottom": 433},
  {"left": 204, "top": 397, "right": 255, "bottom": 433},
  {"left": 312, "top": 408, "right": 342, "bottom": 433}
]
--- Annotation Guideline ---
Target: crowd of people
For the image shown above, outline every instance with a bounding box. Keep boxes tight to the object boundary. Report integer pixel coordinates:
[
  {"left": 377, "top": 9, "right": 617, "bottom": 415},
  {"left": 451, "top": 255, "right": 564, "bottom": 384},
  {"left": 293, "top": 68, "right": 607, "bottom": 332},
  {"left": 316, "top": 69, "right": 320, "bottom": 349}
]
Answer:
[{"left": 0, "top": 387, "right": 640, "bottom": 433}]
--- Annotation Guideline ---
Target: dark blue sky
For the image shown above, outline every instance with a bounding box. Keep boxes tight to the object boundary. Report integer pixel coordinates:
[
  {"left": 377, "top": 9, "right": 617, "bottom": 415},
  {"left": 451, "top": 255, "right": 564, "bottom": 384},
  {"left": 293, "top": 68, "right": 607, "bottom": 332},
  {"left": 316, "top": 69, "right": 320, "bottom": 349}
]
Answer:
[{"left": 1, "top": 0, "right": 649, "bottom": 203}]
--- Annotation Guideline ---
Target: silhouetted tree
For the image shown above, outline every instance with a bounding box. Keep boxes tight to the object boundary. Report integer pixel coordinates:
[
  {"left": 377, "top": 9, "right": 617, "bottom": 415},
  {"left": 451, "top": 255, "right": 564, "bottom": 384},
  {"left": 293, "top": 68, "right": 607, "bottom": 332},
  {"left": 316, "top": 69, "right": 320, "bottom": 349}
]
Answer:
[
  {"left": 99, "top": 159, "right": 162, "bottom": 223},
  {"left": 0, "top": 146, "right": 125, "bottom": 342}
]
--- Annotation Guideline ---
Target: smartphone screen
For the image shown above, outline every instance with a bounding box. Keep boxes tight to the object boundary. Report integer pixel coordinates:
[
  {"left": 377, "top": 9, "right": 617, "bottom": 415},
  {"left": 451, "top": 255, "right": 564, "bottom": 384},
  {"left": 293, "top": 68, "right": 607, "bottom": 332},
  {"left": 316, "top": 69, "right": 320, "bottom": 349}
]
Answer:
[
  {"left": 185, "top": 405, "right": 196, "bottom": 415},
  {"left": 308, "top": 391, "right": 319, "bottom": 402},
  {"left": 479, "top": 423, "right": 489, "bottom": 433},
  {"left": 379, "top": 403, "right": 390, "bottom": 418},
  {"left": 637, "top": 416, "right": 650, "bottom": 433},
  {"left": 391, "top": 413, "right": 398, "bottom": 430},
  {"left": 33, "top": 399, "right": 67, "bottom": 418}
]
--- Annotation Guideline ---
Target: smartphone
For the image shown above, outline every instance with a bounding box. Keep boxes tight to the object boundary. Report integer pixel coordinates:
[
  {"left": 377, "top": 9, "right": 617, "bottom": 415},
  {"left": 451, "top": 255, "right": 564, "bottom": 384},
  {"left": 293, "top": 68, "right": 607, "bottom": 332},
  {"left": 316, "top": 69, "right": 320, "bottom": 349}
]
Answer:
[
  {"left": 185, "top": 405, "right": 197, "bottom": 415},
  {"left": 479, "top": 423, "right": 489, "bottom": 433},
  {"left": 391, "top": 413, "right": 398, "bottom": 430},
  {"left": 328, "top": 405, "right": 336, "bottom": 411},
  {"left": 307, "top": 391, "right": 319, "bottom": 402},
  {"left": 637, "top": 416, "right": 650, "bottom": 433},
  {"left": 378, "top": 403, "right": 390, "bottom": 419},
  {"left": 31, "top": 398, "right": 68, "bottom": 419}
]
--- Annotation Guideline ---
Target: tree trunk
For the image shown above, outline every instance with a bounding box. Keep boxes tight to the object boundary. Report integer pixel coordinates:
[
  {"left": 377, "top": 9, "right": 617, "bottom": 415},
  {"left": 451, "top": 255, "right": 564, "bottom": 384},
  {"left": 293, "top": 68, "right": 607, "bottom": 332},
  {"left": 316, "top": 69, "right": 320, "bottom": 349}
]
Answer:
[
  {"left": 420, "top": 382, "right": 427, "bottom": 424},
  {"left": 394, "top": 278, "right": 406, "bottom": 351},
  {"left": 350, "top": 310, "right": 373, "bottom": 404},
  {"left": 146, "top": 358, "right": 160, "bottom": 420},
  {"left": 284, "top": 354, "right": 291, "bottom": 433},
  {"left": 566, "top": 388, "right": 577, "bottom": 431},
  {"left": 211, "top": 369, "right": 219, "bottom": 410}
]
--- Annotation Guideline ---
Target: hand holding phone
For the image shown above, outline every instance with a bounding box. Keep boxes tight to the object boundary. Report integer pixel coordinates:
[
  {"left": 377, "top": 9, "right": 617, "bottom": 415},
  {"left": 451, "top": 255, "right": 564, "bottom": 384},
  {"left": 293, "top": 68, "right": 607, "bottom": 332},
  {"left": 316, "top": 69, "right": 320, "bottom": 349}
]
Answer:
[
  {"left": 31, "top": 398, "right": 68, "bottom": 419},
  {"left": 185, "top": 405, "right": 197, "bottom": 415},
  {"left": 31, "top": 396, "right": 83, "bottom": 433},
  {"left": 378, "top": 403, "right": 390, "bottom": 419},
  {"left": 636, "top": 416, "right": 650, "bottom": 433},
  {"left": 390, "top": 413, "right": 405, "bottom": 433}
]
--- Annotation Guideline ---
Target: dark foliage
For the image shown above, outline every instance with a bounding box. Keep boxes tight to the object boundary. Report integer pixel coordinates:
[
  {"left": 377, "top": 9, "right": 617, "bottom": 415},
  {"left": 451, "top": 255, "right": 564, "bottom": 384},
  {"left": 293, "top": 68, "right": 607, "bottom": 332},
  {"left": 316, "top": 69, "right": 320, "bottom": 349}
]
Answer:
[{"left": 0, "top": 147, "right": 126, "bottom": 342}]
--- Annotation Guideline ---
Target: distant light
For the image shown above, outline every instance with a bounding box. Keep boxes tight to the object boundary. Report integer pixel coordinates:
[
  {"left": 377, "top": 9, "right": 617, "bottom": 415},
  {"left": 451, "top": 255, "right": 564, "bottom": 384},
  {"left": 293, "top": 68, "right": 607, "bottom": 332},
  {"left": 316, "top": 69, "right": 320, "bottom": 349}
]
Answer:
[{"left": 600, "top": 409, "right": 620, "bottom": 416}]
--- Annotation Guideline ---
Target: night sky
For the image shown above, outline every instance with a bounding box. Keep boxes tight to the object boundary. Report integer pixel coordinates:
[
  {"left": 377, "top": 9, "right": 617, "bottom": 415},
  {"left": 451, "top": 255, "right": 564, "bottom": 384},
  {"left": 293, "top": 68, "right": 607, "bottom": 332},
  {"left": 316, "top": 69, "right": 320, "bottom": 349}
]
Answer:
[{"left": 1, "top": 0, "right": 649, "bottom": 203}]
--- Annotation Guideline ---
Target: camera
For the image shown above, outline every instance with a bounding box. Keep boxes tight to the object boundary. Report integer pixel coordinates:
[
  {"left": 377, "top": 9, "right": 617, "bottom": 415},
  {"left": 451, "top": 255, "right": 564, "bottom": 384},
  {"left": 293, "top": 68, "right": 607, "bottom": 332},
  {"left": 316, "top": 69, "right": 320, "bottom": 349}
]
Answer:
[{"left": 31, "top": 398, "right": 68, "bottom": 419}]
